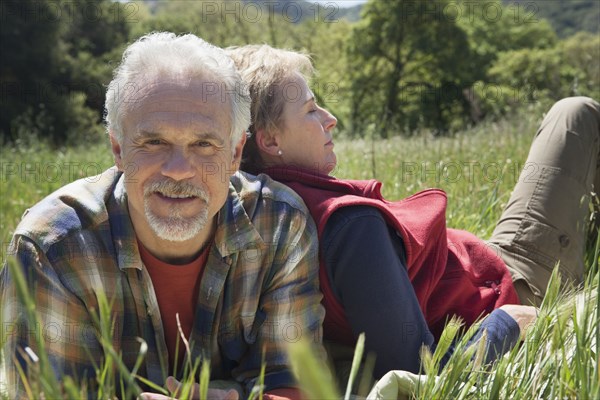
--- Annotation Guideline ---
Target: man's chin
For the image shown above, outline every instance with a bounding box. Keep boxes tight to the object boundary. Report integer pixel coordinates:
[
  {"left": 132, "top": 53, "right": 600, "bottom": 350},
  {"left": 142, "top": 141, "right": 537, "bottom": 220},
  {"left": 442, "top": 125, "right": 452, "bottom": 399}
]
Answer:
[{"left": 145, "top": 214, "right": 207, "bottom": 242}]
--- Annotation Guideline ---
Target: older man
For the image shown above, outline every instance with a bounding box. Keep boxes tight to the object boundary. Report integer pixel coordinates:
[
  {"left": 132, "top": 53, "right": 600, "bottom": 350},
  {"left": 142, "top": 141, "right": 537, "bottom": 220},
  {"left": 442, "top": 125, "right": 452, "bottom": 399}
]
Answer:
[{"left": 1, "top": 32, "right": 323, "bottom": 399}]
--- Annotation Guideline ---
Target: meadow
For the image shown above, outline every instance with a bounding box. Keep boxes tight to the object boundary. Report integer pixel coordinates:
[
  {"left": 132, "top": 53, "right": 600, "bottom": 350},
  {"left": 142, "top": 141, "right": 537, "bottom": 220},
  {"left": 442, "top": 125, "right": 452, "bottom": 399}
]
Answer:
[{"left": 1, "top": 107, "right": 598, "bottom": 398}]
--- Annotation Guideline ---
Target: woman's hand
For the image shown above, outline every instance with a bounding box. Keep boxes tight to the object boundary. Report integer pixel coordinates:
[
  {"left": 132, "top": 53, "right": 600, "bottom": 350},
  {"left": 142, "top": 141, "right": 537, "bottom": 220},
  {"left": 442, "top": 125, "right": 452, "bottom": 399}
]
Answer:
[
  {"left": 499, "top": 304, "right": 538, "bottom": 341},
  {"left": 139, "top": 376, "right": 239, "bottom": 400}
]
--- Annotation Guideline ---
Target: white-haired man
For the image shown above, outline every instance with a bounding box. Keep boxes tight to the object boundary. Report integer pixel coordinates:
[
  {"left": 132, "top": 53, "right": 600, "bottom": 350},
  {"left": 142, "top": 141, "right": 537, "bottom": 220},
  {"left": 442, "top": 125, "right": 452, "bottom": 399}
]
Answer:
[{"left": 1, "top": 32, "right": 323, "bottom": 400}]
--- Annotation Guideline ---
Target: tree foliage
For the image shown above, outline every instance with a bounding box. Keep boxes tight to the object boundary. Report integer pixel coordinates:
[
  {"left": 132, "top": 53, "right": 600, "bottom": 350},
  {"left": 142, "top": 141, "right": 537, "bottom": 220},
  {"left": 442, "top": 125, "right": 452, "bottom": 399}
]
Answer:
[
  {"left": 504, "top": 0, "right": 600, "bottom": 38},
  {"left": 485, "top": 32, "right": 600, "bottom": 111},
  {"left": 345, "top": 0, "right": 575, "bottom": 136},
  {"left": 1, "top": 0, "right": 598, "bottom": 143},
  {"left": 347, "top": 0, "right": 476, "bottom": 137},
  {"left": 1, "top": 0, "right": 135, "bottom": 144}
]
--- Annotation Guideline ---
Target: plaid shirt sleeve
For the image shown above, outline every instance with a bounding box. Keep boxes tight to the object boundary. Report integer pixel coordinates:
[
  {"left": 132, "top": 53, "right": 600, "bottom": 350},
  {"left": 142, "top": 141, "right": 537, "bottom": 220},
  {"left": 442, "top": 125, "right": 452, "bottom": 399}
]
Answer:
[
  {"left": 213, "top": 173, "right": 326, "bottom": 393},
  {"left": 243, "top": 201, "right": 323, "bottom": 391},
  {"left": 1, "top": 170, "right": 131, "bottom": 398},
  {"left": 1, "top": 236, "right": 104, "bottom": 399}
]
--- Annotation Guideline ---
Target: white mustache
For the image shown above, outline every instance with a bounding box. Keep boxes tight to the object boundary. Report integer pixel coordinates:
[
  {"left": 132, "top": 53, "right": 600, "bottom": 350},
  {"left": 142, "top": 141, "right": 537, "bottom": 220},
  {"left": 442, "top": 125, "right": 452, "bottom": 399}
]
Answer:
[{"left": 145, "top": 180, "right": 209, "bottom": 202}]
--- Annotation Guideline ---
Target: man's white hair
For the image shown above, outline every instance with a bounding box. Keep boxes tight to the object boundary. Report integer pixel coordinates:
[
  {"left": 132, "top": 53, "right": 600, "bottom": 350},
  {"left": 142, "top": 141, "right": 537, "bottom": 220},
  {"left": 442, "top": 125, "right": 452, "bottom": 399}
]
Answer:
[{"left": 104, "top": 32, "right": 251, "bottom": 149}]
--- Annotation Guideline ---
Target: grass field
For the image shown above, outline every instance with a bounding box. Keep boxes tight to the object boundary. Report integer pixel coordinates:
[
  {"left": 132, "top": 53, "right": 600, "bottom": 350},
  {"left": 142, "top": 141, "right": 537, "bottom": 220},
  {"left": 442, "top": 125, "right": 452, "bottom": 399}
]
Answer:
[{"left": 1, "top": 108, "right": 599, "bottom": 398}]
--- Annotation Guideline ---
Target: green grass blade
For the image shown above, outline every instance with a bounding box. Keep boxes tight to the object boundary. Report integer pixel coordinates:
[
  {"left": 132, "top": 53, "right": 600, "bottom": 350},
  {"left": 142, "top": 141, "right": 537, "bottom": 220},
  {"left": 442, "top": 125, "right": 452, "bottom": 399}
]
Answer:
[
  {"left": 5, "top": 257, "right": 62, "bottom": 398},
  {"left": 288, "top": 339, "right": 339, "bottom": 399},
  {"left": 344, "top": 332, "right": 365, "bottom": 400}
]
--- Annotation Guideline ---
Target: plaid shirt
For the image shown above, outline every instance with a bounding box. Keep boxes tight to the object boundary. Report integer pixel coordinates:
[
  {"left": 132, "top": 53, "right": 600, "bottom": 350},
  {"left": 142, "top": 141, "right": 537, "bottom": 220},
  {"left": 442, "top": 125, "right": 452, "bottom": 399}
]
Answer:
[{"left": 1, "top": 167, "right": 324, "bottom": 397}]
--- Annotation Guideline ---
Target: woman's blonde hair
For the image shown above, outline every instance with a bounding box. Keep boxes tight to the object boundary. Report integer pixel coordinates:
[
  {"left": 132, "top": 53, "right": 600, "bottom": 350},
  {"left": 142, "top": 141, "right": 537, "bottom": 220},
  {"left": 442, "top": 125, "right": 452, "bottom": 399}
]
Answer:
[{"left": 227, "top": 44, "right": 314, "bottom": 173}]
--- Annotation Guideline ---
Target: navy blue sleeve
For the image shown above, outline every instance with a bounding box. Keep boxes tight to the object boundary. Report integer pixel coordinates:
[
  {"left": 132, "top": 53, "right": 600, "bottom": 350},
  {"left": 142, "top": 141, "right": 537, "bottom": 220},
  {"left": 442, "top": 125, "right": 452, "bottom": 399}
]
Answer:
[
  {"left": 439, "top": 308, "right": 521, "bottom": 368},
  {"left": 322, "top": 206, "right": 434, "bottom": 377},
  {"left": 468, "top": 308, "right": 521, "bottom": 363}
]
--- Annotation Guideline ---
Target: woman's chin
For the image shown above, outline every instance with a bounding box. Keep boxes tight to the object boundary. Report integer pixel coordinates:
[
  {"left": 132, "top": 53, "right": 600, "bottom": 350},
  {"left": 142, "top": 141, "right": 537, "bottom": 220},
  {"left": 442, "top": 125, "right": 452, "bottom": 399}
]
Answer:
[{"left": 322, "top": 159, "right": 337, "bottom": 175}]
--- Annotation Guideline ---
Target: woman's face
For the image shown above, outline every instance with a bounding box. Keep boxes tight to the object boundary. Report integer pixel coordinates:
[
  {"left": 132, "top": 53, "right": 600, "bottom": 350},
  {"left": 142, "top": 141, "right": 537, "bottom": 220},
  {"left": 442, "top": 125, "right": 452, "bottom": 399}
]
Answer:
[{"left": 274, "top": 72, "right": 338, "bottom": 175}]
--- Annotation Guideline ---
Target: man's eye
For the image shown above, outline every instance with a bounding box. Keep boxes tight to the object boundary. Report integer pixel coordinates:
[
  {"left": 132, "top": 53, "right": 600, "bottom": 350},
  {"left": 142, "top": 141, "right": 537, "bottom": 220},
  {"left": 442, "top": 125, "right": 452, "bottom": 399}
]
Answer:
[
  {"left": 196, "top": 141, "right": 212, "bottom": 147},
  {"left": 146, "top": 139, "right": 163, "bottom": 146}
]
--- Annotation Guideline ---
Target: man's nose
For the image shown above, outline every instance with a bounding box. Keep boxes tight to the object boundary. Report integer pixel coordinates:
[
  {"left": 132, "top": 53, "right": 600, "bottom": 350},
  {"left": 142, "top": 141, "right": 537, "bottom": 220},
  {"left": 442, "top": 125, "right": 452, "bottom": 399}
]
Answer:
[{"left": 161, "top": 147, "right": 195, "bottom": 181}]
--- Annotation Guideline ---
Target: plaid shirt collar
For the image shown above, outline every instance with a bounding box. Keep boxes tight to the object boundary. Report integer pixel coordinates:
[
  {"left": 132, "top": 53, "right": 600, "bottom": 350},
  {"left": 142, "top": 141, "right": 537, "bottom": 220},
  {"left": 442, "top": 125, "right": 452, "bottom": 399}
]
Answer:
[{"left": 108, "top": 171, "right": 266, "bottom": 272}]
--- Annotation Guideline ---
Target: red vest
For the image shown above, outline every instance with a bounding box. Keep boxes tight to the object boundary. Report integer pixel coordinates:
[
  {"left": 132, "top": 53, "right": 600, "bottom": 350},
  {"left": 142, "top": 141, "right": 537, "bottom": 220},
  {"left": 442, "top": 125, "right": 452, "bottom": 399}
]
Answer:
[{"left": 265, "top": 166, "right": 519, "bottom": 343}]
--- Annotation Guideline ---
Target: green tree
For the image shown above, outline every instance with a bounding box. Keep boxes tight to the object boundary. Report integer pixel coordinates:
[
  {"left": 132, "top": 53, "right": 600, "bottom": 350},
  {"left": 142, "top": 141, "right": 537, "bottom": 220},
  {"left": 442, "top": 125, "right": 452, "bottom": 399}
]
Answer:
[
  {"left": 138, "top": 0, "right": 269, "bottom": 48},
  {"left": 348, "top": 0, "right": 474, "bottom": 137},
  {"left": 1, "top": 0, "right": 134, "bottom": 144},
  {"left": 455, "top": 1, "right": 556, "bottom": 78},
  {"left": 559, "top": 32, "right": 600, "bottom": 100},
  {"left": 1, "top": 0, "right": 65, "bottom": 141},
  {"left": 484, "top": 32, "right": 600, "bottom": 114},
  {"left": 504, "top": 0, "right": 600, "bottom": 38},
  {"left": 454, "top": 0, "right": 558, "bottom": 121}
]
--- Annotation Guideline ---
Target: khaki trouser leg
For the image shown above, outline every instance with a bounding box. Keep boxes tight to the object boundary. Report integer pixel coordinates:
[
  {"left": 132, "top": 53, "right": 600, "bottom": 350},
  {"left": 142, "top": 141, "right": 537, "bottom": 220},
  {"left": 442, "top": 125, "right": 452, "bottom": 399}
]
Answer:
[{"left": 488, "top": 97, "right": 600, "bottom": 306}]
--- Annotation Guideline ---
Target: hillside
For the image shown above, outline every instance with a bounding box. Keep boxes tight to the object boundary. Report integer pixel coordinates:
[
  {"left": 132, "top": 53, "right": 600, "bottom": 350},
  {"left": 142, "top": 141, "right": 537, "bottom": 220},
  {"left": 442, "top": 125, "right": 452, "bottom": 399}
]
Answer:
[
  {"left": 145, "top": 0, "right": 599, "bottom": 33},
  {"left": 310, "top": 0, "right": 600, "bottom": 36},
  {"left": 503, "top": 0, "right": 599, "bottom": 37}
]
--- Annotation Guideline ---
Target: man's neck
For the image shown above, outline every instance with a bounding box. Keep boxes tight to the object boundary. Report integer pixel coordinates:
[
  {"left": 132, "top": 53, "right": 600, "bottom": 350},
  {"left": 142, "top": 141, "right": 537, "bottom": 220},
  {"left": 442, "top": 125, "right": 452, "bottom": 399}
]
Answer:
[{"left": 135, "top": 217, "right": 217, "bottom": 265}]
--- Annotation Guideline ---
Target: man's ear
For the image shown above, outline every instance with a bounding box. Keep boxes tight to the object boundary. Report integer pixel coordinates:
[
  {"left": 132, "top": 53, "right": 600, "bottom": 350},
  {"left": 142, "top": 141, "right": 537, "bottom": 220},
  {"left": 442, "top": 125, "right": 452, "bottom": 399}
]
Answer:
[
  {"left": 255, "top": 129, "right": 281, "bottom": 156},
  {"left": 109, "top": 132, "right": 124, "bottom": 171},
  {"left": 230, "top": 132, "right": 247, "bottom": 172}
]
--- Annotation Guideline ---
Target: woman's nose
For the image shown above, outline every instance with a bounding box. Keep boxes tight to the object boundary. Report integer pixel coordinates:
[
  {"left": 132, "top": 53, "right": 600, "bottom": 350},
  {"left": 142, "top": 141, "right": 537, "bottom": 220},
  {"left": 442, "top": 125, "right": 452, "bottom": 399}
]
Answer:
[{"left": 323, "top": 110, "right": 337, "bottom": 131}]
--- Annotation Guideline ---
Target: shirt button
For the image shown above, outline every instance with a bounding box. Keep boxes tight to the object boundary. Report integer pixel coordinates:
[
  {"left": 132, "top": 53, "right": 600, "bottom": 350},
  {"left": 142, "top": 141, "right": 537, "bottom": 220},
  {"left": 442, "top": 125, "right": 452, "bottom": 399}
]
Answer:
[{"left": 559, "top": 234, "right": 570, "bottom": 248}]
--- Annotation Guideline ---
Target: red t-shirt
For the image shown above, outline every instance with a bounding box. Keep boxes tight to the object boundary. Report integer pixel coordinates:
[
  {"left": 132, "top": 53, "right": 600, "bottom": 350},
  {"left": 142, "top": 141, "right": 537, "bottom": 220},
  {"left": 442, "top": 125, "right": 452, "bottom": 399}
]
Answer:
[
  {"left": 139, "top": 242, "right": 301, "bottom": 400},
  {"left": 139, "top": 241, "right": 209, "bottom": 373}
]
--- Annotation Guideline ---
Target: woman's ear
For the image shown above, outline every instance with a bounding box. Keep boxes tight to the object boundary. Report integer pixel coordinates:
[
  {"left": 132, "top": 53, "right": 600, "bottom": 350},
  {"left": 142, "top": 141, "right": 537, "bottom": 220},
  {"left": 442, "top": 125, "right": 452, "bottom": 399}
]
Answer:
[{"left": 255, "top": 129, "right": 281, "bottom": 156}]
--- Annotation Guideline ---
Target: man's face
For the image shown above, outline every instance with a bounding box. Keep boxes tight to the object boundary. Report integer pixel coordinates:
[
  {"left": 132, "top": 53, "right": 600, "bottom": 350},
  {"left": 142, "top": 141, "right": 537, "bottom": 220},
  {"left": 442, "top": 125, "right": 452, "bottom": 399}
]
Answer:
[{"left": 111, "top": 78, "right": 244, "bottom": 245}]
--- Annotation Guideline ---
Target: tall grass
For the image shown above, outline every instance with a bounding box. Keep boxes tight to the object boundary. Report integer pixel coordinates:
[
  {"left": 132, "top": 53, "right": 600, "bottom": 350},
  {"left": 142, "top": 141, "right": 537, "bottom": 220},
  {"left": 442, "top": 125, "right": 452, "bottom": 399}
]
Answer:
[
  {"left": 1, "top": 107, "right": 598, "bottom": 398},
  {"left": 413, "top": 267, "right": 599, "bottom": 399},
  {"left": 0, "top": 140, "right": 114, "bottom": 248},
  {"left": 334, "top": 107, "right": 536, "bottom": 237}
]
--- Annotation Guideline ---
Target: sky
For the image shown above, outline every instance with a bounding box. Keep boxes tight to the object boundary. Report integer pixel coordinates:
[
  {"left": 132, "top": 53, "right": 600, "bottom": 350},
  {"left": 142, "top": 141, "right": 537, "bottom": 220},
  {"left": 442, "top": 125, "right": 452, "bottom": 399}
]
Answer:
[{"left": 309, "top": 0, "right": 367, "bottom": 9}]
